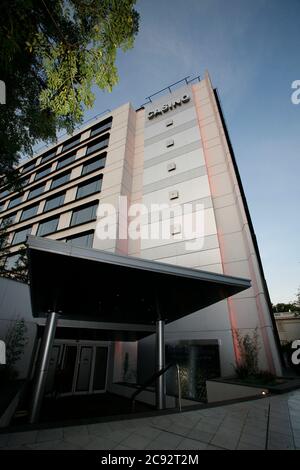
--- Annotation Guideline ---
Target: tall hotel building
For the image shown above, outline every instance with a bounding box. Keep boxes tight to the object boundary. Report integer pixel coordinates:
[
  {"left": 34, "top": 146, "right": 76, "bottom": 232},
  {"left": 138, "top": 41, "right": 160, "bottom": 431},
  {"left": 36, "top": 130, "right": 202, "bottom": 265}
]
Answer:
[{"left": 0, "top": 72, "right": 282, "bottom": 406}]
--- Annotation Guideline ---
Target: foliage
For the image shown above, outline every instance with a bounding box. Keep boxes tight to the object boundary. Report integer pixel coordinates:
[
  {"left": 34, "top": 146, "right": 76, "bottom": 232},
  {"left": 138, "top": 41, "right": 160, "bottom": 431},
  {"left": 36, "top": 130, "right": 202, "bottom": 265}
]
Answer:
[
  {"left": 4, "top": 318, "right": 28, "bottom": 379},
  {"left": 0, "top": 219, "right": 29, "bottom": 283},
  {"left": 234, "top": 328, "right": 260, "bottom": 378},
  {"left": 272, "top": 302, "right": 299, "bottom": 314},
  {"left": 0, "top": 0, "right": 139, "bottom": 189}
]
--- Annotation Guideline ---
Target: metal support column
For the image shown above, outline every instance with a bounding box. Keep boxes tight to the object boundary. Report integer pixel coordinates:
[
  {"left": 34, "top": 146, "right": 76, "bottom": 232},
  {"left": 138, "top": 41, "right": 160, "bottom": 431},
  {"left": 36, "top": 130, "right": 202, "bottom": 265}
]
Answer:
[
  {"left": 156, "top": 319, "right": 166, "bottom": 410},
  {"left": 29, "top": 311, "right": 58, "bottom": 424}
]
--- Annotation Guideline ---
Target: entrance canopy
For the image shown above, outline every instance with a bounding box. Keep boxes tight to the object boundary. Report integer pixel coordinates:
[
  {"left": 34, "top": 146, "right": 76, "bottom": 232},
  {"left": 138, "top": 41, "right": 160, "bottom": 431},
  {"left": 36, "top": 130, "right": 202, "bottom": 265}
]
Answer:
[{"left": 27, "top": 236, "right": 251, "bottom": 329}]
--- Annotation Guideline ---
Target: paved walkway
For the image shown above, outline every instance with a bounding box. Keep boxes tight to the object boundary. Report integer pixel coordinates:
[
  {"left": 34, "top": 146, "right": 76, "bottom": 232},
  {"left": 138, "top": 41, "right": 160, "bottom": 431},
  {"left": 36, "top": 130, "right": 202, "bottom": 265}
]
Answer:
[{"left": 0, "top": 391, "right": 300, "bottom": 450}]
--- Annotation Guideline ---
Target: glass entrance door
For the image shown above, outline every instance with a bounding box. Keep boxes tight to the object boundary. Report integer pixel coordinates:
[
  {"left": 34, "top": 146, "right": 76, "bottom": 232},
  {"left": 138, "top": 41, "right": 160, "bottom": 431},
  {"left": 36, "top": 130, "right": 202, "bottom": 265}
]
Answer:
[{"left": 52, "top": 342, "right": 109, "bottom": 396}]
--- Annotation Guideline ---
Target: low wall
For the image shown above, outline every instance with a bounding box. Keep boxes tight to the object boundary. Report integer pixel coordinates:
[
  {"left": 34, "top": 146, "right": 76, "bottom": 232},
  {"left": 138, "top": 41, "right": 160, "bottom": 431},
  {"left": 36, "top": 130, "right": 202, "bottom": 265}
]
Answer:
[
  {"left": 206, "top": 379, "right": 268, "bottom": 403},
  {"left": 109, "top": 382, "right": 195, "bottom": 409}
]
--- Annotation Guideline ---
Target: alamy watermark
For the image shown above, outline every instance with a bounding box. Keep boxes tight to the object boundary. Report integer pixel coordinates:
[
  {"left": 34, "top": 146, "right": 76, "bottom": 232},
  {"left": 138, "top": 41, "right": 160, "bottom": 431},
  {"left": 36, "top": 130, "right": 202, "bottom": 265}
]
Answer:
[
  {"left": 94, "top": 196, "right": 206, "bottom": 251},
  {"left": 291, "top": 80, "right": 300, "bottom": 104},
  {"left": 291, "top": 339, "right": 300, "bottom": 365}
]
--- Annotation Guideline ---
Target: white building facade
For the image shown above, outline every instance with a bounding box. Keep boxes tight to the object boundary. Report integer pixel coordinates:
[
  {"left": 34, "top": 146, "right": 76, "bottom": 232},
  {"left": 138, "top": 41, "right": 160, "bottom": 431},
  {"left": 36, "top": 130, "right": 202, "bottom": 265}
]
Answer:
[{"left": 0, "top": 72, "right": 282, "bottom": 402}]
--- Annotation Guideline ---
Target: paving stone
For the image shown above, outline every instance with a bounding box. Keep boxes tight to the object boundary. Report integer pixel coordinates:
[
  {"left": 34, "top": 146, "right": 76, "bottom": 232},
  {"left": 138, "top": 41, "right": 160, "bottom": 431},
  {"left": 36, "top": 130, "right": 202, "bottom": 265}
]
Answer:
[
  {"left": 146, "top": 431, "right": 183, "bottom": 450},
  {"left": 187, "top": 428, "right": 214, "bottom": 444},
  {"left": 176, "top": 438, "right": 207, "bottom": 450},
  {"left": 36, "top": 427, "right": 63, "bottom": 443},
  {"left": 211, "top": 430, "right": 241, "bottom": 450},
  {"left": 121, "top": 433, "right": 154, "bottom": 450},
  {"left": 83, "top": 436, "right": 118, "bottom": 450},
  {"left": 5, "top": 430, "right": 38, "bottom": 448}
]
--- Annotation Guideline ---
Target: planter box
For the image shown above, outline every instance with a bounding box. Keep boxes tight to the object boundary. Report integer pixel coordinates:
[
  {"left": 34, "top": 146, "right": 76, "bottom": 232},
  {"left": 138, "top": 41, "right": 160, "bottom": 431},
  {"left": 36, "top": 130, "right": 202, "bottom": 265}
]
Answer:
[{"left": 206, "top": 379, "right": 268, "bottom": 403}]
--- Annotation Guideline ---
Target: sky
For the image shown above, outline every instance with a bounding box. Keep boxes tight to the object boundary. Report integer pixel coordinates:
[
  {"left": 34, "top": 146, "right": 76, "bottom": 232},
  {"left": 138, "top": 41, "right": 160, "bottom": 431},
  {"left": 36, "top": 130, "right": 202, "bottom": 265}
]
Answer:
[{"left": 69, "top": 0, "right": 300, "bottom": 303}]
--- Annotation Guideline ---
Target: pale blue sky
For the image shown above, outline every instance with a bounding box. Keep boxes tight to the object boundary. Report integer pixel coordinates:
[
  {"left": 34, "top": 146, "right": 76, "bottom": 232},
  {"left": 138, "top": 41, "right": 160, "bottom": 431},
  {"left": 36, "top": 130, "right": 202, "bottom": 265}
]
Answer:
[{"left": 84, "top": 0, "right": 299, "bottom": 303}]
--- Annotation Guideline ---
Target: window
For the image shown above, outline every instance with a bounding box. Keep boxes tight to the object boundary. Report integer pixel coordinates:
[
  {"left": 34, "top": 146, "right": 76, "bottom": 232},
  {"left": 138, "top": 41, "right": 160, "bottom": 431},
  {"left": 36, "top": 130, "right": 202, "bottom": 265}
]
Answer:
[
  {"left": 21, "top": 176, "right": 30, "bottom": 187},
  {"left": 70, "top": 202, "right": 98, "bottom": 227},
  {"left": 35, "top": 165, "right": 52, "bottom": 181},
  {"left": 1, "top": 213, "right": 16, "bottom": 227},
  {"left": 62, "top": 135, "right": 81, "bottom": 152},
  {"left": 20, "top": 203, "right": 39, "bottom": 221},
  {"left": 0, "top": 202, "right": 4, "bottom": 213},
  {"left": 86, "top": 135, "right": 109, "bottom": 156},
  {"left": 81, "top": 154, "right": 106, "bottom": 176},
  {"left": 37, "top": 216, "right": 59, "bottom": 236},
  {"left": 65, "top": 230, "right": 94, "bottom": 248},
  {"left": 5, "top": 253, "right": 21, "bottom": 271},
  {"left": 0, "top": 188, "right": 10, "bottom": 199},
  {"left": 90, "top": 117, "right": 112, "bottom": 138},
  {"left": 28, "top": 183, "right": 45, "bottom": 200},
  {"left": 51, "top": 171, "right": 71, "bottom": 189},
  {"left": 40, "top": 149, "right": 57, "bottom": 165},
  {"left": 8, "top": 194, "right": 23, "bottom": 209},
  {"left": 76, "top": 176, "right": 102, "bottom": 200},
  {"left": 22, "top": 160, "right": 36, "bottom": 174},
  {"left": 44, "top": 192, "right": 65, "bottom": 212},
  {"left": 12, "top": 226, "right": 32, "bottom": 245},
  {"left": 56, "top": 152, "right": 76, "bottom": 170}
]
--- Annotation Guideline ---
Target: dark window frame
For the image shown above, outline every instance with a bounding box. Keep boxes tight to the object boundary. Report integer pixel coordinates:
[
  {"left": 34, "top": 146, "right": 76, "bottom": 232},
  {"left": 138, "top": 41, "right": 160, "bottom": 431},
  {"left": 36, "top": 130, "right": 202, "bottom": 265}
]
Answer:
[
  {"left": 56, "top": 151, "right": 76, "bottom": 170},
  {"left": 37, "top": 216, "right": 60, "bottom": 236},
  {"left": 81, "top": 154, "right": 106, "bottom": 176},
  {"left": 27, "top": 182, "right": 46, "bottom": 200},
  {"left": 85, "top": 134, "right": 109, "bottom": 156},
  {"left": 12, "top": 225, "right": 32, "bottom": 246},
  {"left": 70, "top": 201, "right": 98, "bottom": 228},
  {"left": 65, "top": 230, "right": 94, "bottom": 248},
  {"left": 76, "top": 175, "right": 103, "bottom": 200},
  {"left": 50, "top": 171, "right": 71, "bottom": 190},
  {"left": 43, "top": 191, "right": 65, "bottom": 213},
  {"left": 20, "top": 203, "right": 39, "bottom": 222},
  {"left": 62, "top": 135, "right": 81, "bottom": 152},
  {"left": 34, "top": 164, "right": 52, "bottom": 181}
]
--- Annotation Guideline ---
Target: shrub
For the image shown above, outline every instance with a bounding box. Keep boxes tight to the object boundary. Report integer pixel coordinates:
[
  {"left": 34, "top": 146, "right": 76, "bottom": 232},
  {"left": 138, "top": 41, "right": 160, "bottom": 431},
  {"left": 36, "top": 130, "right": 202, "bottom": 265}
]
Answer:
[{"left": 234, "top": 328, "right": 260, "bottom": 378}]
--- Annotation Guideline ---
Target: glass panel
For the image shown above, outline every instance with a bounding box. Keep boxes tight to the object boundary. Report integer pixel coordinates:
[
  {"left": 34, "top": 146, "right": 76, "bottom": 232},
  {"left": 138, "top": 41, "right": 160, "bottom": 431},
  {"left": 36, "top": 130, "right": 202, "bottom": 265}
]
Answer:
[
  {"left": 40, "top": 150, "right": 56, "bottom": 165},
  {"left": 0, "top": 189, "right": 10, "bottom": 199},
  {"left": 22, "top": 161, "right": 36, "bottom": 174},
  {"left": 86, "top": 136, "right": 109, "bottom": 156},
  {"left": 76, "top": 347, "right": 93, "bottom": 392},
  {"left": 90, "top": 118, "right": 112, "bottom": 137},
  {"left": 62, "top": 135, "right": 81, "bottom": 152},
  {"left": 35, "top": 165, "right": 51, "bottom": 181},
  {"left": 5, "top": 253, "right": 21, "bottom": 271},
  {"left": 8, "top": 194, "right": 23, "bottom": 208},
  {"left": 60, "top": 345, "right": 77, "bottom": 393},
  {"left": 20, "top": 204, "right": 39, "bottom": 221},
  {"left": 66, "top": 231, "right": 94, "bottom": 248},
  {"left": 44, "top": 192, "right": 65, "bottom": 212},
  {"left": 76, "top": 177, "right": 102, "bottom": 199},
  {"left": 1, "top": 213, "right": 16, "bottom": 227},
  {"left": 51, "top": 171, "right": 70, "bottom": 189},
  {"left": 12, "top": 226, "right": 31, "bottom": 245},
  {"left": 37, "top": 217, "right": 59, "bottom": 236},
  {"left": 56, "top": 152, "right": 76, "bottom": 170},
  {"left": 81, "top": 155, "right": 106, "bottom": 176},
  {"left": 28, "top": 183, "right": 45, "bottom": 200},
  {"left": 93, "top": 347, "right": 108, "bottom": 391},
  {"left": 70, "top": 203, "right": 97, "bottom": 227}
]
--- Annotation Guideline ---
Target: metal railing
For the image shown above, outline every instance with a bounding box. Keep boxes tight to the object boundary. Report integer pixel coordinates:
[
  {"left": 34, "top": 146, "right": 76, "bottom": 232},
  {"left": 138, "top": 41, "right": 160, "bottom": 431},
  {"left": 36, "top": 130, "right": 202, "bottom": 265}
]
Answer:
[{"left": 131, "top": 363, "right": 182, "bottom": 412}]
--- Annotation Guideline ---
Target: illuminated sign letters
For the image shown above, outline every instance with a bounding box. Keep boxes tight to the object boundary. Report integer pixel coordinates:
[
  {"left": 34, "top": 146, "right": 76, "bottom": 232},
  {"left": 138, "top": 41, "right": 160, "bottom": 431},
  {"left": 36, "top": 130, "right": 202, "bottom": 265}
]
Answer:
[{"left": 148, "top": 94, "right": 190, "bottom": 120}]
